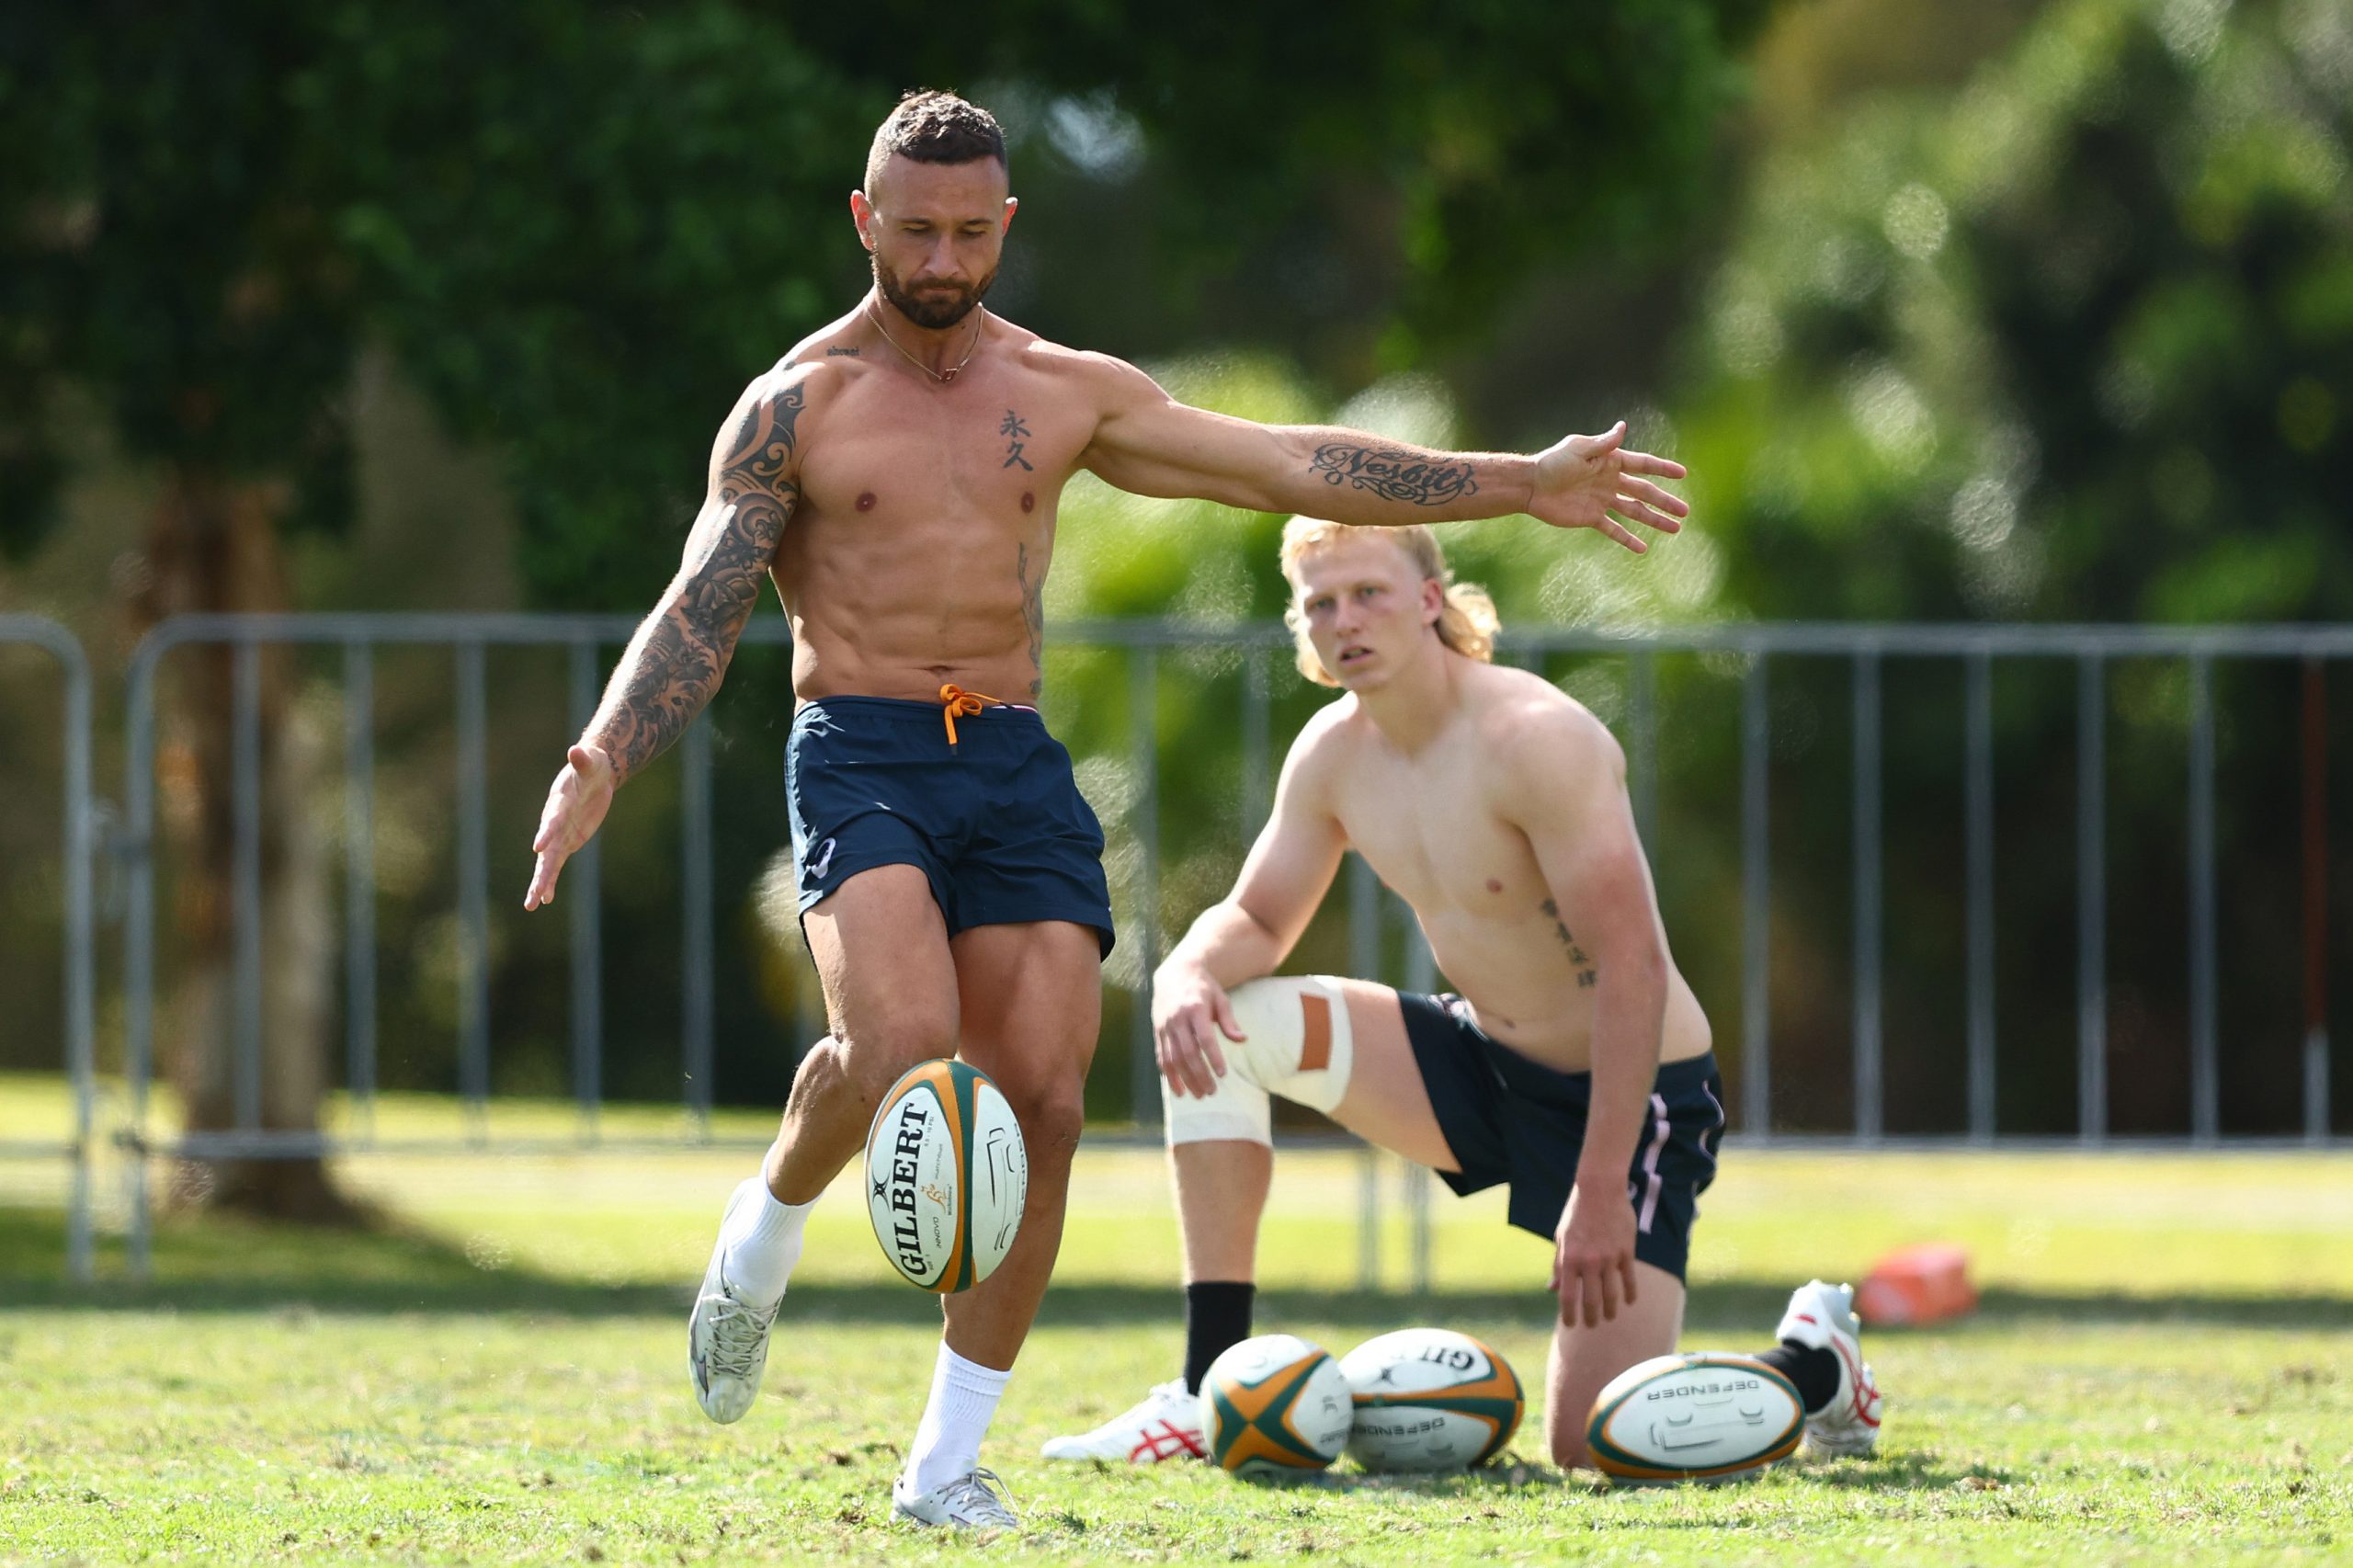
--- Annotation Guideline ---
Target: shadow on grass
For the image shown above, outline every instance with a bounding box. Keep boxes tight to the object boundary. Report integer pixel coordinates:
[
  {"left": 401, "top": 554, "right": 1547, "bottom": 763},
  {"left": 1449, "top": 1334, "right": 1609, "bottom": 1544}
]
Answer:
[
  {"left": 2, "top": 1208, "right": 2347, "bottom": 1332},
  {"left": 1202, "top": 1447, "right": 2000, "bottom": 1499}
]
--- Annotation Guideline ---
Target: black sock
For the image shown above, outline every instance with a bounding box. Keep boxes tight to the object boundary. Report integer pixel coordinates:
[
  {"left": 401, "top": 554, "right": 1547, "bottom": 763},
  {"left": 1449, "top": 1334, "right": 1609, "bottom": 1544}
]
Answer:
[
  {"left": 1182, "top": 1281, "right": 1256, "bottom": 1393},
  {"left": 1756, "top": 1341, "right": 1840, "bottom": 1415}
]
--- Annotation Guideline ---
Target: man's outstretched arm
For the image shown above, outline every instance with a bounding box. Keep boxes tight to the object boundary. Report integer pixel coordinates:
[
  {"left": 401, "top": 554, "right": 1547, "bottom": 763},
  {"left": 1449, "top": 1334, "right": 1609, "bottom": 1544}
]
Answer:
[
  {"left": 523, "top": 371, "right": 807, "bottom": 909},
  {"left": 1076, "top": 356, "right": 1688, "bottom": 551}
]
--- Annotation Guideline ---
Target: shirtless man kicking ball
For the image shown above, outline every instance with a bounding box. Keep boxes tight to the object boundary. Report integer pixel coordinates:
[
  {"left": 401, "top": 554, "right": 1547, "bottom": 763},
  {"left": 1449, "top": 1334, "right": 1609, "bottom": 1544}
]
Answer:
[
  {"left": 521, "top": 91, "right": 1695, "bottom": 1528},
  {"left": 1043, "top": 517, "right": 1884, "bottom": 1471}
]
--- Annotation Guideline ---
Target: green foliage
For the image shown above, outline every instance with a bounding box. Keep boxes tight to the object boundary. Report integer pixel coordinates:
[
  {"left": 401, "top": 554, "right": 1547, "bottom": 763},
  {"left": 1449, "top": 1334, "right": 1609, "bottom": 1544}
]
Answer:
[{"left": 1676, "top": 0, "right": 2353, "bottom": 621}]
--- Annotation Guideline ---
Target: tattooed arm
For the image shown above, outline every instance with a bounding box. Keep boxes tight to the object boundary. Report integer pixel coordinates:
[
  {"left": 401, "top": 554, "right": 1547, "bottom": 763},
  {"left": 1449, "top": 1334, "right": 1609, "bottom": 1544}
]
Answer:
[
  {"left": 1074, "top": 354, "right": 1689, "bottom": 551},
  {"left": 1502, "top": 703, "right": 1668, "bottom": 1326},
  {"left": 523, "top": 370, "right": 808, "bottom": 909}
]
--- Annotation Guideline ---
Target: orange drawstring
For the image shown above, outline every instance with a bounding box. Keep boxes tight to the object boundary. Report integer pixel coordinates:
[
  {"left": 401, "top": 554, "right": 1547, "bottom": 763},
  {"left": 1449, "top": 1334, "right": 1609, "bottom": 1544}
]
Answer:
[{"left": 938, "top": 684, "right": 1002, "bottom": 745}]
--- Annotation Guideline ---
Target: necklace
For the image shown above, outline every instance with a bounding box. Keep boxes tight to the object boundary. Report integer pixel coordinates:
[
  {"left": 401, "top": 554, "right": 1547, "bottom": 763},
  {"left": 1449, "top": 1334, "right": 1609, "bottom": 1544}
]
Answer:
[{"left": 867, "top": 300, "right": 985, "bottom": 383}]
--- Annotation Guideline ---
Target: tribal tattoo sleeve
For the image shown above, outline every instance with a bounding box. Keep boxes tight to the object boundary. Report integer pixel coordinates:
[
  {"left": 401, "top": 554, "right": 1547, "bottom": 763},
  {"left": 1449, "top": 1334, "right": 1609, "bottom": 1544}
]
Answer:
[{"left": 589, "top": 385, "right": 803, "bottom": 783}]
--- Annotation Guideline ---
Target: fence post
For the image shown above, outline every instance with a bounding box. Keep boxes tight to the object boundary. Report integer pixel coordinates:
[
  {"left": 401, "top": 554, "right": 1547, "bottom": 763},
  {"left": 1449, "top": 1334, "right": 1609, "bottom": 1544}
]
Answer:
[
  {"left": 567, "top": 640, "right": 604, "bottom": 1143},
  {"left": 2304, "top": 657, "right": 2331, "bottom": 1146},
  {"left": 1741, "top": 653, "right": 1771, "bottom": 1140},
  {"left": 2188, "top": 653, "right": 2218, "bottom": 1145},
  {"left": 343, "top": 641, "right": 379, "bottom": 1142},
  {"left": 2077, "top": 653, "right": 2107, "bottom": 1144},
  {"left": 1129, "top": 646, "right": 1162, "bottom": 1128},
  {"left": 63, "top": 632, "right": 97, "bottom": 1285},
  {"left": 1965, "top": 650, "right": 1995, "bottom": 1143},
  {"left": 1852, "top": 651, "right": 1883, "bottom": 1143},
  {"left": 233, "top": 639, "right": 265, "bottom": 1134},
  {"left": 683, "top": 719, "right": 715, "bottom": 1138},
  {"left": 1242, "top": 643, "right": 1271, "bottom": 841}
]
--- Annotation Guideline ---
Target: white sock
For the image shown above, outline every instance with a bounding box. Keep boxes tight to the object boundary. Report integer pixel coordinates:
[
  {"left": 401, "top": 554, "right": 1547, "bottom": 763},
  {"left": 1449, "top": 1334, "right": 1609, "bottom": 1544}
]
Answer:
[
  {"left": 718, "top": 1175, "right": 814, "bottom": 1305},
  {"left": 903, "top": 1342, "right": 1012, "bottom": 1495}
]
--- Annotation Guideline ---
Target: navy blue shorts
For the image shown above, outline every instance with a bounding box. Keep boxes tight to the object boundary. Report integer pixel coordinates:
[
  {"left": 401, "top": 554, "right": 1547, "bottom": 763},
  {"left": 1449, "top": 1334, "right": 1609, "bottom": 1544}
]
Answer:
[
  {"left": 1400, "top": 993, "right": 1726, "bottom": 1281},
  {"left": 785, "top": 696, "right": 1116, "bottom": 958}
]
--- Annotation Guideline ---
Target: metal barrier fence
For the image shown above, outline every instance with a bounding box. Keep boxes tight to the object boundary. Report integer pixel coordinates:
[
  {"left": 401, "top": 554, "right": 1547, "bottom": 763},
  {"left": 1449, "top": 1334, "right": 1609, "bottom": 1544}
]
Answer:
[
  {"left": 66, "top": 614, "right": 2353, "bottom": 1280},
  {"left": 0, "top": 615, "right": 97, "bottom": 1282}
]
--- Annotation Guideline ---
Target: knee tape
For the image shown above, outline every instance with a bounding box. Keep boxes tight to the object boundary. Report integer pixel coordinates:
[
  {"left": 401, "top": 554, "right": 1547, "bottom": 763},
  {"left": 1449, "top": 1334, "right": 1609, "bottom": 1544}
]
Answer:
[{"left": 1163, "top": 976, "right": 1355, "bottom": 1147}]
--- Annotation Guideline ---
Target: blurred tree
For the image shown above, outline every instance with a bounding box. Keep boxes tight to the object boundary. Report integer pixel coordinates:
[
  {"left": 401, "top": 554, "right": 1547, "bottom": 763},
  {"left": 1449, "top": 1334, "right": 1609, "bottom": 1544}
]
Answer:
[{"left": 1677, "top": 0, "right": 2350, "bottom": 621}]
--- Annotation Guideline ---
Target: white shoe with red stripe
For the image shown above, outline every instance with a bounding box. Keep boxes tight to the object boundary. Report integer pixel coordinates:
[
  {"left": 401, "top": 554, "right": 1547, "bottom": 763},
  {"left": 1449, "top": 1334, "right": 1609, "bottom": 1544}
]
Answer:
[
  {"left": 1040, "top": 1380, "right": 1205, "bottom": 1463},
  {"left": 1776, "top": 1279, "right": 1884, "bottom": 1458}
]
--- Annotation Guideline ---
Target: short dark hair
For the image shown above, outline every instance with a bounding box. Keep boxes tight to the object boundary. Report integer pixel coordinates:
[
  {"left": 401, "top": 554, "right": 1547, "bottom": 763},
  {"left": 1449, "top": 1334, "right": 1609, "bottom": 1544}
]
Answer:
[{"left": 863, "top": 89, "right": 1007, "bottom": 194}]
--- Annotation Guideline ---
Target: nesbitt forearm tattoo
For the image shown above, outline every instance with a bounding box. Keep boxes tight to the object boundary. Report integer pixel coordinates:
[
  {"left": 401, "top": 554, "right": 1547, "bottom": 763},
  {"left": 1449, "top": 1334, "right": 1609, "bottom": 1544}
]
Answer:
[
  {"left": 1309, "top": 442, "right": 1480, "bottom": 506},
  {"left": 1541, "top": 897, "right": 1598, "bottom": 990},
  {"left": 590, "top": 387, "right": 802, "bottom": 783}
]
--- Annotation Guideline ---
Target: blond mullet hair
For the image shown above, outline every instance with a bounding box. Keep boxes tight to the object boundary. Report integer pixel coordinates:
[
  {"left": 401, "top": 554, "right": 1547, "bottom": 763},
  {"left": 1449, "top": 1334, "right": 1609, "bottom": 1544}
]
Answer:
[{"left": 1279, "top": 517, "right": 1502, "bottom": 687}]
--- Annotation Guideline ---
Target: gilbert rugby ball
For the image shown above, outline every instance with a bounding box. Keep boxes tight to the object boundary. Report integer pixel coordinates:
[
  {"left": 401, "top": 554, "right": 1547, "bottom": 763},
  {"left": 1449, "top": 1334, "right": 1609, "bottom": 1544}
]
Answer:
[
  {"left": 1338, "top": 1327, "right": 1524, "bottom": 1471},
  {"left": 1586, "top": 1352, "right": 1805, "bottom": 1483},
  {"left": 864, "top": 1060, "right": 1027, "bottom": 1293},
  {"left": 1198, "top": 1334, "right": 1354, "bottom": 1479}
]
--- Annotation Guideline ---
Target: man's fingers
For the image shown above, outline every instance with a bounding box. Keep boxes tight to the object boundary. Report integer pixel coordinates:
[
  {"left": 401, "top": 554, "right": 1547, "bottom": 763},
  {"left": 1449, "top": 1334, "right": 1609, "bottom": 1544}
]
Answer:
[
  {"left": 1621, "top": 476, "right": 1690, "bottom": 516},
  {"left": 1199, "top": 1026, "right": 1230, "bottom": 1082},
  {"left": 1598, "top": 1262, "right": 1622, "bottom": 1323},
  {"left": 1620, "top": 449, "right": 1688, "bottom": 480},
  {"left": 1620, "top": 1253, "right": 1641, "bottom": 1306},
  {"left": 1214, "top": 989, "right": 1245, "bottom": 1042},
  {"left": 1182, "top": 1023, "right": 1219, "bottom": 1097},
  {"left": 1591, "top": 421, "right": 1627, "bottom": 452},
  {"left": 524, "top": 851, "right": 561, "bottom": 911},
  {"left": 1580, "top": 1267, "right": 1606, "bottom": 1329},
  {"left": 1594, "top": 517, "right": 1647, "bottom": 552},
  {"left": 1616, "top": 496, "right": 1684, "bottom": 534}
]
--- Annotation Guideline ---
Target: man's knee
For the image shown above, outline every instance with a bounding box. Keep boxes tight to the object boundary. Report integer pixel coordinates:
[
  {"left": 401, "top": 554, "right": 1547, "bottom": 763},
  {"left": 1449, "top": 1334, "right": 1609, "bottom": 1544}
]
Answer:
[
  {"left": 1164, "top": 975, "right": 1357, "bottom": 1148},
  {"left": 804, "top": 1012, "right": 959, "bottom": 1114},
  {"left": 992, "top": 1070, "right": 1086, "bottom": 1164}
]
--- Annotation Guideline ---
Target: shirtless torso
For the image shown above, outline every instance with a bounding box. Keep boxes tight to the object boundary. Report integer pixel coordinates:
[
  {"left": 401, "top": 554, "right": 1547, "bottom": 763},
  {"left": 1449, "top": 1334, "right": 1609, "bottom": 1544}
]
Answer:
[
  {"left": 760, "top": 312, "right": 1101, "bottom": 706},
  {"left": 1297, "top": 658, "right": 1710, "bottom": 1074}
]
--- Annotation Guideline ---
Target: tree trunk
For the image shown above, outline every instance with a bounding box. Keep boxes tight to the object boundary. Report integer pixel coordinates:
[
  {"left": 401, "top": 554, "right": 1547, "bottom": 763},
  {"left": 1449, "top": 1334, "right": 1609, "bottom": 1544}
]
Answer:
[{"left": 138, "top": 472, "right": 358, "bottom": 1223}]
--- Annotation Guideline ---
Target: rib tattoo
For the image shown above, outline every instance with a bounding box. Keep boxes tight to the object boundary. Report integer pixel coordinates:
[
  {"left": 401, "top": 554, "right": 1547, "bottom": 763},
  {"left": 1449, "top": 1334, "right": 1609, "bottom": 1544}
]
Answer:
[
  {"left": 1541, "top": 897, "right": 1599, "bottom": 989},
  {"left": 1309, "top": 443, "right": 1480, "bottom": 506},
  {"left": 591, "top": 387, "right": 801, "bottom": 782},
  {"left": 1017, "top": 541, "right": 1046, "bottom": 697}
]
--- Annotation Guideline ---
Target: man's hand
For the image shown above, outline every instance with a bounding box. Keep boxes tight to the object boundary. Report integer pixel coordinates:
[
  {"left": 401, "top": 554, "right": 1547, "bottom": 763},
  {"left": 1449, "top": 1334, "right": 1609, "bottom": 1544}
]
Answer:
[
  {"left": 1530, "top": 423, "right": 1689, "bottom": 552},
  {"left": 1552, "top": 1181, "right": 1640, "bottom": 1329},
  {"left": 1153, "top": 962, "right": 1246, "bottom": 1098},
  {"left": 523, "top": 744, "right": 617, "bottom": 910}
]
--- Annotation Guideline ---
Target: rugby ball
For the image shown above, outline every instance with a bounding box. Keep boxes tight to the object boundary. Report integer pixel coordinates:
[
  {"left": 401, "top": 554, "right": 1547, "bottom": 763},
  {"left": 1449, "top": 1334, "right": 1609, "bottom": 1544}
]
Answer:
[
  {"left": 1198, "top": 1334, "right": 1354, "bottom": 1479},
  {"left": 1338, "top": 1328, "right": 1524, "bottom": 1471},
  {"left": 864, "top": 1060, "right": 1028, "bottom": 1293},
  {"left": 1586, "top": 1353, "right": 1805, "bottom": 1483}
]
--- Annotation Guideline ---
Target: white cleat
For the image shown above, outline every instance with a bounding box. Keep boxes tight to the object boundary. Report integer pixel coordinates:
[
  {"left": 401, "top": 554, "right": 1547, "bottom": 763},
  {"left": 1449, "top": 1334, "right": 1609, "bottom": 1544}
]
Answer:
[
  {"left": 1777, "top": 1278, "right": 1885, "bottom": 1459},
  {"left": 892, "top": 1467, "right": 1019, "bottom": 1530},
  {"left": 687, "top": 1179, "right": 782, "bottom": 1424},
  {"left": 1040, "top": 1379, "right": 1206, "bottom": 1463}
]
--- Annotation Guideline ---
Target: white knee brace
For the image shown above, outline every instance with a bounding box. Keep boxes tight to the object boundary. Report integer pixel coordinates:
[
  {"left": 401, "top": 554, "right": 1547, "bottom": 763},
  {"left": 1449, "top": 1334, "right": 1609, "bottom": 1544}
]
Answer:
[{"left": 1163, "top": 976, "right": 1356, "bottom": 1147}]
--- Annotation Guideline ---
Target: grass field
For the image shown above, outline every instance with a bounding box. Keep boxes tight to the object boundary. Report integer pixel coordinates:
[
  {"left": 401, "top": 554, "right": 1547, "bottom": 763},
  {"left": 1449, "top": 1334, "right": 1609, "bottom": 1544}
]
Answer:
[{"left": 1, "top": 1076, "right": 2348, "bottom": 1564}]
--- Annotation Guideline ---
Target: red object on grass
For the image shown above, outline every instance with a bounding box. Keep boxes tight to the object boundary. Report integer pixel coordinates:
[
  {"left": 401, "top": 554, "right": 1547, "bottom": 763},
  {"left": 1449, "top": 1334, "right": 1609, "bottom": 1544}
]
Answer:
[{"left": 1855, "top": 1243, "right": 1978, "bottom": 1326}]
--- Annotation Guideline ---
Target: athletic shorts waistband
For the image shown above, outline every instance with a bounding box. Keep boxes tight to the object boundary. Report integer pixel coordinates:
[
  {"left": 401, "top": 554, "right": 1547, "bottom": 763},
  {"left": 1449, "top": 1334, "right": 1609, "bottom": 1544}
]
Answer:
[
  {"left": 1469, "top": 1026, "right": 1717, "bottom": 1105},
  {"left": 791, "top": 694, "right": 1045, "bottom": 727}
]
